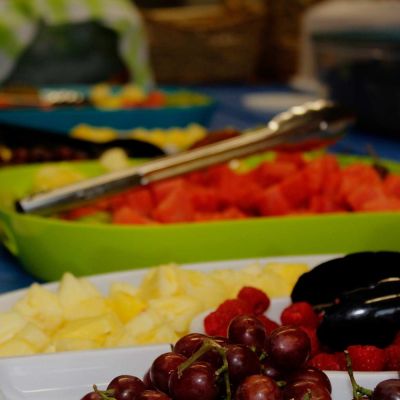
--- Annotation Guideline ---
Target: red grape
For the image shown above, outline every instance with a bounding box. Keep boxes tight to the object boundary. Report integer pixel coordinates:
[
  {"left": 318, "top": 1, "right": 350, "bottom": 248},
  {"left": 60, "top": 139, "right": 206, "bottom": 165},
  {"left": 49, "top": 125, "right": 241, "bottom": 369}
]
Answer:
[
  {"left": 235, "top": 374, "right": 283, "bottom": 400},
  {"left": 107, "top": 375, "right": 146, "bottom": 400},
  {"left": 372, "top": 379, "right": 400, "bottom": 400},
  {"left": 267, "top": 325, "right": 311, "bottom": 371},
  {"left": 286, "top": 366, "right": 332, "bottom": 393},
  {"left": 228, "top": 315, "right": 267, "bottom": 352},
  {"left": 169, "top": 361, "right": 218, "bottom": 400},
  {"left": 143, "top": 369, "right": 154, "bottom": 389},
  {"left": 173, "top": 333, "right": 207, "bottom": 358},
  {"left": 149, "top": 352, "right": 186, "bottom": 394},
  {"left": 137, "top": 390, "right": 172, "bottom": 400},
  {"left": 260, "top": 358, "right": 283, "bottom": 381},
  {"left": 225, "top": 344, "right": 261, "bottom": 384},
  {"left": 283, "top": 380, "right": 331, "bottom": 400}
]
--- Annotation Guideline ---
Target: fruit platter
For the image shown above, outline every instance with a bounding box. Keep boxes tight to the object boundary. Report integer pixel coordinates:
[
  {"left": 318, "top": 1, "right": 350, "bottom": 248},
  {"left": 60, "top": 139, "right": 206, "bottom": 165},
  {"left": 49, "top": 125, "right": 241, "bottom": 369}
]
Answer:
[
  {"left": 0, "top": 253, "right": 398, "bottom": 400},
  {"left": 0, "top": 84, "right": 216, "bottom": 133},
  {"left": 1, "top": 151, "right": 400, "bottom": 281}
]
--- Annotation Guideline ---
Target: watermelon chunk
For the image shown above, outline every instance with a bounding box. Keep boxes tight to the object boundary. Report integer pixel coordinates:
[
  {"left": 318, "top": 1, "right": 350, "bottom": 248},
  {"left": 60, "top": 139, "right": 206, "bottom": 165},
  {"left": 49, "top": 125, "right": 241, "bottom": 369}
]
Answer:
[
  {"left": 275, "top": 151, "right": 306, "bottom": 168},
  {"left": 257, "top": 185, "right": 292, "bottom": 216},
  {"left": 303, "top": 154, "right": 340, "bottom": 196},
  {"left": 152, "top": 186, "right": 195, "bottom": 223},
  {"left": 150, "top": 178, "right": 186, "bottom": 203},
  {"left": 188, "top": 186, "right": 220, "bottom": 212},
  {"left": 112, "top": 206, "right": 155, "bottom": 225},
  {"left": 278, "top": 171, "right": 309, "bottom": 208},
  {"left": 124, "top": 188, "right": 154, "bottom": 216},
  {"left": 346, "top": 184, "right": 387, "bottom": 211},
  {"left": 360, "top": 196, "right": 400, "bottom": 212},
  {"left": 338, "top": 164, "right": 382, "bottom": 203},
  {"left": 250, "top": 161, "right": 298, "bottom": 187},
  {"left": 384, "top": 174, "right": 400, "bottom": 199}
]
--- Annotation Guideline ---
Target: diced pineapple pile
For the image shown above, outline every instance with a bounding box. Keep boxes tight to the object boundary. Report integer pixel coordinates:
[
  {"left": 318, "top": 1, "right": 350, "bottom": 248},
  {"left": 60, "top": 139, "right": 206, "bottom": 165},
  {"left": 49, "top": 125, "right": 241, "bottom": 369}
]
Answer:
[
  {"left": 0, "top": 262, "right": 308, "bottom": 357},
  {"left": 71, "top": 123, "right": 207, "bottom": 153}
]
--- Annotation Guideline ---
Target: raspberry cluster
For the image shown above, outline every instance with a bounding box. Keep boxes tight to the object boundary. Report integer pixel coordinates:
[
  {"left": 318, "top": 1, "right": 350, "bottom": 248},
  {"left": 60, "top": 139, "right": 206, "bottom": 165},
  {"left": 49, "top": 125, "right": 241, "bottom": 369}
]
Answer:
[
  {"left": 204, "top": 287, "right": 278, "bottom": 337},
  {"left": 204, "top": 288, "right": 400, "bottom": 372}
]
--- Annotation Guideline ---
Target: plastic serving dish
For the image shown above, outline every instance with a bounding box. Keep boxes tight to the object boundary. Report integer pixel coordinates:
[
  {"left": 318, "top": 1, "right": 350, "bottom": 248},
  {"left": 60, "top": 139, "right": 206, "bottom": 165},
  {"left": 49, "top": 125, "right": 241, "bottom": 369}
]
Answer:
[
  {"left": 0, "top": 255, "right": 396, "bottom": 399},
  {"left": 0, "top": 155, "right": 400, "bottom": 281},
  {"left": 0, "top": 86, "right": 216, "bottom": 133}
]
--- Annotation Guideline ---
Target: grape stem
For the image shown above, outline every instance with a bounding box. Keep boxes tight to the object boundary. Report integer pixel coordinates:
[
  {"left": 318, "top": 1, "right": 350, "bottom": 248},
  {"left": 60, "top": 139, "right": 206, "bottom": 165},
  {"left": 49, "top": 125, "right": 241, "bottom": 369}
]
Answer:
[
  {"left": 93, "top": 384, "right": 116, "bottom": 400},
  {"left": 177, "top": 338, "right": 231, "bottom": 400},
  {"left": 344, "top": 350, "right": 373, "bottom": 399}
]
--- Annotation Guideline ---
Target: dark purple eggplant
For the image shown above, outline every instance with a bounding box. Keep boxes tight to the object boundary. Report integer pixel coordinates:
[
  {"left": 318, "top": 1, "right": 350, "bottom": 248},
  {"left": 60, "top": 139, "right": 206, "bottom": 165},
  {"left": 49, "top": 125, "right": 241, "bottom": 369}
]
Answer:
[
  {"left": 316, "top": 278, "right": 400, "bottom": 350},
  {"left": 291, "top": 251, "right": 400, "bottom": 305}
]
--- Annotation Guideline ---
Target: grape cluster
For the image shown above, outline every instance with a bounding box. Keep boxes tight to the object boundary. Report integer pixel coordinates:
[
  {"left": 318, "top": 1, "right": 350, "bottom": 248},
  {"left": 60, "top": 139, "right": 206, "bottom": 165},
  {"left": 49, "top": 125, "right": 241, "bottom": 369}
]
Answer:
[{"left": 81, "top": 315, "right": 333, "bottom": 400}]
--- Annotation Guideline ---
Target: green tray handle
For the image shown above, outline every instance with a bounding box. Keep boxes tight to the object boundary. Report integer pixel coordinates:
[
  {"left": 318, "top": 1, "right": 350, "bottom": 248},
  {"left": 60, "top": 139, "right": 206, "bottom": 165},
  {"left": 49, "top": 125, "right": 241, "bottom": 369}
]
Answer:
[{"left": 0, "top": 215, "right": 18, "bottom": 256}]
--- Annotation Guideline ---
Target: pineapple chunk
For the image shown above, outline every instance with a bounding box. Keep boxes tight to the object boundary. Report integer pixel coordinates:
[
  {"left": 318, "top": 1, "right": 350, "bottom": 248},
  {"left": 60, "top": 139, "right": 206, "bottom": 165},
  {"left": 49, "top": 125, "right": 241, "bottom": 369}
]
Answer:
[
  {"left": 138, "top": 264, "right": 182, "bottom": 300},
  {"left": 178, "top": 270, "right": 228, "bottom": 310},
  {"left": 58, "top": 273, "right": 108, "bottom": 320},
  {"left": 13, "top": 283, "right": 63, "bottom": 333},
  {"left": 53, "top": 338, "right": 100, "bottom": 352},
  {"left": 148, "top": 296, "right": 202, "bottom": 334},
  {"left": 109, "top": 281, "right": 139, "bottom": 297},
  {"left": 53, "top": 313, "right": 123, "bottom": 348},
  {"left": 0, "top": 311, "right": 27, "bottom": 345},
  {"left": 107, "top": 291, "right": 145, "bottom": 324},
  {"left": 122, "top": 309, "right": 178, "bottom": 345},
  {"left": 16, "top": 322, "right": 49, "bottom": 351},
  {"left": 265, "top": 263, "right": 309, "bottom": 290},
  {"left": 0, "top": 337, "right": 36, "bottom": 357}
]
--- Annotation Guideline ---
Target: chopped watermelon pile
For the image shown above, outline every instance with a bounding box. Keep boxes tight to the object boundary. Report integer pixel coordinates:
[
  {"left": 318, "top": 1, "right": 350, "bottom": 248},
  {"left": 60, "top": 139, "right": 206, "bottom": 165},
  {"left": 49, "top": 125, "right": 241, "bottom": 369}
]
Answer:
[{"left": 61, "top": 152, "right": 400, "bottom": 224}]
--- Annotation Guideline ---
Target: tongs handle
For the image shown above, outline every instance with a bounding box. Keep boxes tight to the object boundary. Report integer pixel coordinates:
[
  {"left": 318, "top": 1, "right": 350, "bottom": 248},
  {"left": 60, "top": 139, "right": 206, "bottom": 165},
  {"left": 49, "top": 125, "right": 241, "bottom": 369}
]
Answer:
[{"left": 15, "top": 100, "right": 354, "bottom": 215}]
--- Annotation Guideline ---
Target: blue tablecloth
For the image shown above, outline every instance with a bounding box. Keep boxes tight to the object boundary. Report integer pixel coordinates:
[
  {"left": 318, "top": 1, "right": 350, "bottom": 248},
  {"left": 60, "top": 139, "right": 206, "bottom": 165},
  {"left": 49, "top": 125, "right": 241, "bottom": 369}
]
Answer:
[{"left": 1, "top": 84, "right": 400, "bottom": 294}]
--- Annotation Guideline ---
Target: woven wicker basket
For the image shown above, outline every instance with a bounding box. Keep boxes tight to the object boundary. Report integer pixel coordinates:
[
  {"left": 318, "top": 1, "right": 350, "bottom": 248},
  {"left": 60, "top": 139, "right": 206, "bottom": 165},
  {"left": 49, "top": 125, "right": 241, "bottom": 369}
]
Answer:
[
  {"left": 259, "top": 0, "right": 325, "bottom": 81},
  {"left": 141, "top": 1, "right": 266, "bottom": 84}
]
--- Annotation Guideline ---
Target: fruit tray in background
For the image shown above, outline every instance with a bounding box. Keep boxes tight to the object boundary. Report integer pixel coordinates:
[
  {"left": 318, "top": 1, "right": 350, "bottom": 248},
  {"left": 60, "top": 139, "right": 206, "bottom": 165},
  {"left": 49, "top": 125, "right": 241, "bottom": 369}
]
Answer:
[
  {"left": 0, "top": 152, "right": 400, "bottom": 281},
  {"left": 0, "top": 85, "right": 216, "bottom": 133}
]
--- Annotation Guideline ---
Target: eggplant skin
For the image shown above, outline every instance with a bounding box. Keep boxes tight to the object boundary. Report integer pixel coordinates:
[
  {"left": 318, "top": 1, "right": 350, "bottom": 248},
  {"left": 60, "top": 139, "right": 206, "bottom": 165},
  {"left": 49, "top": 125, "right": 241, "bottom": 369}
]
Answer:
[
  {"left": 316, "top": 298, "right": 400, "bottom": 350},
  {"left": 290, "top": 251, "right": 400, "bottom": 305}
]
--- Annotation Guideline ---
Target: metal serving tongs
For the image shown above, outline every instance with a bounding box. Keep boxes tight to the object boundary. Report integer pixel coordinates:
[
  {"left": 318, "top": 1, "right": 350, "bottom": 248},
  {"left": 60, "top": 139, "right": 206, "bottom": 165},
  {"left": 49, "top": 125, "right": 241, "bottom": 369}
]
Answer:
[{"left": 15, "top": 99, "right": 354, "bottom": 215}]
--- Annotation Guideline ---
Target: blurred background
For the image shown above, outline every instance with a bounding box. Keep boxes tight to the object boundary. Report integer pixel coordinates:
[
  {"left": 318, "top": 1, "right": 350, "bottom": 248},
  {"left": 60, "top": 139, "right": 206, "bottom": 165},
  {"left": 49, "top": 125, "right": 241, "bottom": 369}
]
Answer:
[{"left": 0, "top": 0, "right": 399, "bottom": 164}]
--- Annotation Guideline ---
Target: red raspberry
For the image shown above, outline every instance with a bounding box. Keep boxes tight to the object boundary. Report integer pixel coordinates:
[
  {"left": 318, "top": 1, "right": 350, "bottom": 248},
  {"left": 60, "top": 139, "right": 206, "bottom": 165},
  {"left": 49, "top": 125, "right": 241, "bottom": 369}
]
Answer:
[
  {"left": 204, "top": 311, "right": 225, "bottom": 336},
  {"left": 300, "top": 327, "right": 320, "bottom": 356},
  {"left": 347, "top": 345, "right": 386, "bottom": 371},
  {"left": 308, "top": 353, "right": 342, "bottom": 371},
  {"left": 204, "top": 299, "right": 251, "bottom": 337},
  {"left": 280, "top": 302, "right": 320, "bottom": 328},
  {"left": 334, "top": 352, "right": 347, "bottom": 371},
  {"left": 237, "top": 286, "right": 270, "bottom": 315},
  {"left": 384, "top": 345, "right": 400, "bottom": 370},
  {"left": 256, "top": 314, "right": 280, "bottom": 334}
]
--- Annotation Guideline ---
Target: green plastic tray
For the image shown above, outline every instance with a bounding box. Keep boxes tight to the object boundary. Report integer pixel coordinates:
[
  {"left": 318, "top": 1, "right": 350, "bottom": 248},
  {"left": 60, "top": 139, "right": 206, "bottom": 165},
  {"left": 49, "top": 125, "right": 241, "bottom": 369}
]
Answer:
[{"left": 0, "top": 155, "right": 400, "bottom": 282}]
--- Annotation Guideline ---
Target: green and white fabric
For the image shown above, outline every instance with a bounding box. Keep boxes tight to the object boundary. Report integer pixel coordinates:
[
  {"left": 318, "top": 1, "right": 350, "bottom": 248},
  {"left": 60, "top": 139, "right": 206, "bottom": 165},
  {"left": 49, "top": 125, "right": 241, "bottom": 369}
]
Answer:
[{"left": 0, "top": 0, "right": 153, "bottom": 87}]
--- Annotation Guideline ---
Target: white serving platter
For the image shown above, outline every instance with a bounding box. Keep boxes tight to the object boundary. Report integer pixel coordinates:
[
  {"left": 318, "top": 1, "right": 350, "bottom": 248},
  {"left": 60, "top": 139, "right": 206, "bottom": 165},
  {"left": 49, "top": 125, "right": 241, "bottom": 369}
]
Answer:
[
  {"left": 0, "top": 254, "right": 337, "bottom": 312},
  {"left": 0, "top": 254, "right": 396, "bottom": 399}
]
